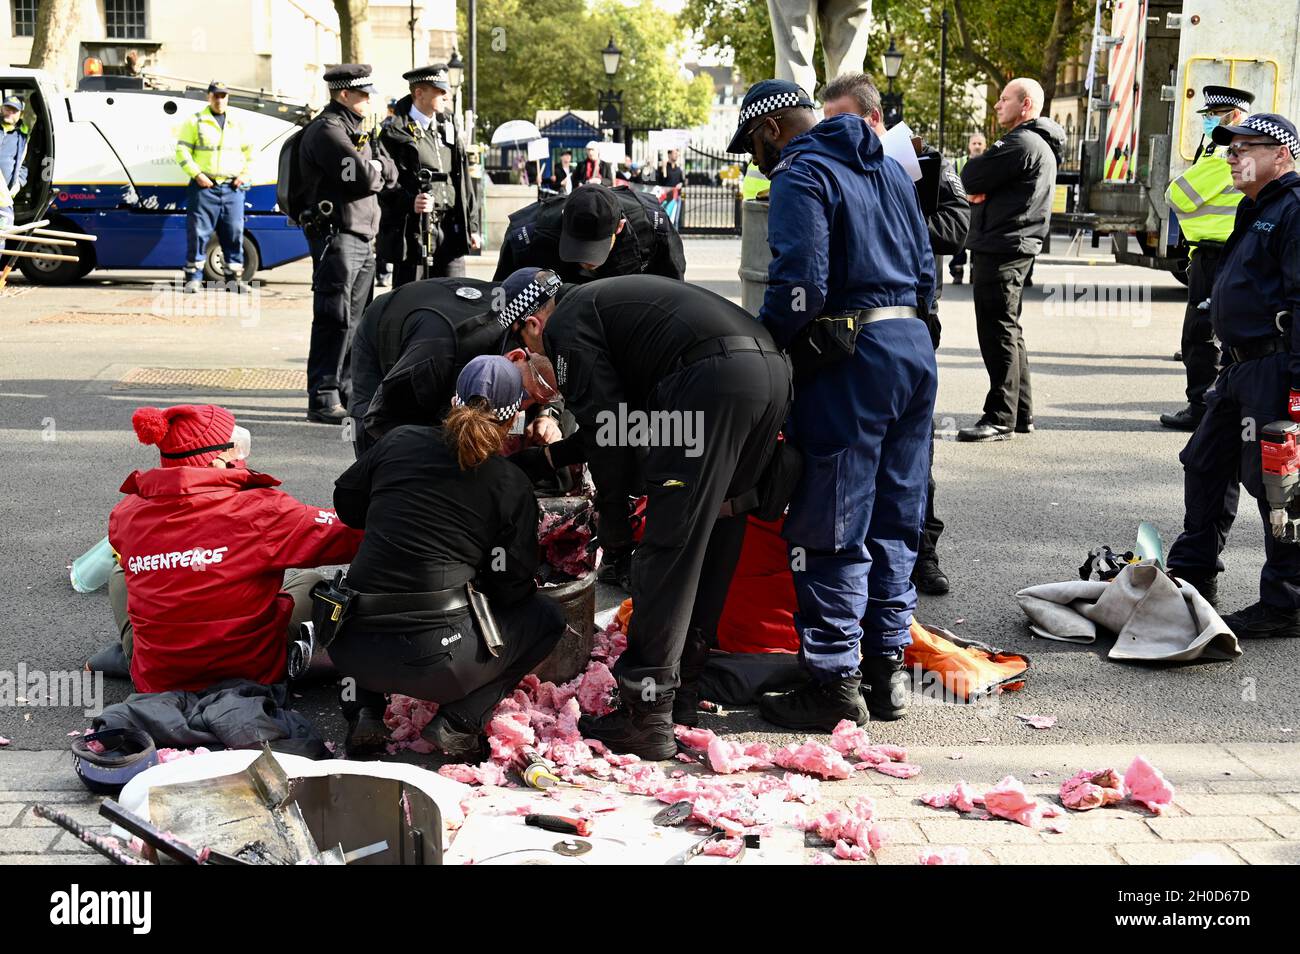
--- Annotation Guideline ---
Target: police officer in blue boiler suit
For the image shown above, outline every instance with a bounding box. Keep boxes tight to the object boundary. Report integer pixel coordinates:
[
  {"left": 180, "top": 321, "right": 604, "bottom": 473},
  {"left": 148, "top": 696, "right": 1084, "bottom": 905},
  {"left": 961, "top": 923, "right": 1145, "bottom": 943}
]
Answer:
[
  {"left": 1167, "top": 113, "right": 1300, "bottom": 637},
  {"left": 731, "top": 81, "right": 937, "bottom": 730}
]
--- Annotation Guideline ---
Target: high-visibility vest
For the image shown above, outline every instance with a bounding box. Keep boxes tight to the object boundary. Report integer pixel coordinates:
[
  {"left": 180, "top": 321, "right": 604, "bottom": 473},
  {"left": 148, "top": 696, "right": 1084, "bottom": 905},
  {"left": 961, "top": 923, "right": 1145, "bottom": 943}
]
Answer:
[
  {"left": 1165, "top": 146, "right": 1241, "bottom": 246},
  {"left": 175, "top": 107, "right": 253, "bottom": 182},
  {"left": 741, "top": 164, "right": 769, "bottom": 200}
]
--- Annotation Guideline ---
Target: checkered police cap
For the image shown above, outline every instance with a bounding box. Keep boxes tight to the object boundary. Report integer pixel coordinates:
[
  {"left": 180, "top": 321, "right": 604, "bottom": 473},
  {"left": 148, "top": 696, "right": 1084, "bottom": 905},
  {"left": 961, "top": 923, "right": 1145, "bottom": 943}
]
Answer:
[
  {"left": 1200, "top": 85, "right": 1254, "bottom": 113},
  {"left": 497, "top": 268, "right": 562, "bottom": 329},
  {"left": 450, "top": 391, "right": 522, "bottom": 421},
  {"left": 727, "top": 79, "right": 814, "bottom": 154},
  {"left": 325, "top": 65, "right": 376, "bottom": 91},
  {"left": 451, "top": 355, "right": 526, "bottom": 421},
  {"left": 403, "top": 65, "right": 451, "bottom": 91}
]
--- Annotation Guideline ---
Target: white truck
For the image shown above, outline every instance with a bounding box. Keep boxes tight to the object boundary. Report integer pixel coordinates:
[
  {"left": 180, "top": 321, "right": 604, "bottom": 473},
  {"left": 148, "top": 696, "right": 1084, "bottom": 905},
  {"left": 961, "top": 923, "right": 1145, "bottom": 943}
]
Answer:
[
  {"left": 1076, "top": 0, "right": 1300, "bottom": 276},
  {"left": 0, "top": 68, "right": 310, "bottom": 284}
]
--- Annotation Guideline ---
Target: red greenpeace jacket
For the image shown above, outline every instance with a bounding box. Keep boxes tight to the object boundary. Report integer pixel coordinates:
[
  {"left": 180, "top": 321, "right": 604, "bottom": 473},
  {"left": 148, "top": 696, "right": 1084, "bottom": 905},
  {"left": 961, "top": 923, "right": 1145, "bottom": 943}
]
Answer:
[{"left": 108, "top": 466, "right": 363, "bottom": 693}]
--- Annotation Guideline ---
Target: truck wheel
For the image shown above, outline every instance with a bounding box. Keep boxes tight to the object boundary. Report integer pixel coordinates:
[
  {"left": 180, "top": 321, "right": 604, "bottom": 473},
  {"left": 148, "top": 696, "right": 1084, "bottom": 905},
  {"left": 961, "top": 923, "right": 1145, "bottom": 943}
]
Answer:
[
  {"left": 204, "top": 236, "right": 260, "bottom": 283},
  {"left": 15, "top": 240, "right": 92, "bottom": 285}
]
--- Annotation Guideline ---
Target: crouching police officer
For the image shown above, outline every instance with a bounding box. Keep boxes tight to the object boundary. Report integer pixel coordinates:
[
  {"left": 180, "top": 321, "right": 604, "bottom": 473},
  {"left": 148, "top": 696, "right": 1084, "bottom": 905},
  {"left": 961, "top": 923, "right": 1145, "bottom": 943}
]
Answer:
[
  {"left": 728, "top": 80, "right": 937, "bottom": 730},
  {"left": 511, "top": 274, "right": 792, "bottom": 757},
  {"left": 331, "top": 356, "right": 566, "bottom": 758},
  {"left": 350, "top": 269, "right": 562, "bottom": 456},
  {"left": 299, "top": 64, "right": 399, "bottom": 425},
  {"left": 1167, "top": 113, "right": 1300, "bottom": 638},
  {"left": 493, "top": 182, "right": 685, "bottom": 284},
  {"left": 377, "top": 64, "right": 479, "bottom": 287}
]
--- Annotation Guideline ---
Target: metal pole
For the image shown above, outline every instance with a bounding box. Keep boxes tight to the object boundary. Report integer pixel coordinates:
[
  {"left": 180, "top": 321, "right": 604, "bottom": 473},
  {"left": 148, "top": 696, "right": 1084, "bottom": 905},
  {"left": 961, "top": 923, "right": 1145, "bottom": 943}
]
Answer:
[
  {"left": 409, "top": 0, "right": 415, "bottom": 69},
  {"left": 939, "top": 10, "right": 949, "bottom": 155},
  {"left": 468, "top": 0, "right": 478, "bottom": 129}
]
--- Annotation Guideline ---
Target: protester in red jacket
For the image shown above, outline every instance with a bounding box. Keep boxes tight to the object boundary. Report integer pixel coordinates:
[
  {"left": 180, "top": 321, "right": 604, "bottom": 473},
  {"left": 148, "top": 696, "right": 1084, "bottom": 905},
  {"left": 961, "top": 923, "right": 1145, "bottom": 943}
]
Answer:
[{"left": 106, "top": 404, "right": 362, "bottom": 693}]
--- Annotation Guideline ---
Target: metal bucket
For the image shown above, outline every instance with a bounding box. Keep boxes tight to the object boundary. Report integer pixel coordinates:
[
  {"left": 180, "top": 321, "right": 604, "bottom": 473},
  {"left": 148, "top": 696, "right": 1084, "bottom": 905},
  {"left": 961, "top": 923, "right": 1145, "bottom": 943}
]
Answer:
[
  {"left": 532, "top": 569, "right": 597, "bottom": 685},
  {"left": 739, "top": 198, "right": 771, "bottom": 316}
]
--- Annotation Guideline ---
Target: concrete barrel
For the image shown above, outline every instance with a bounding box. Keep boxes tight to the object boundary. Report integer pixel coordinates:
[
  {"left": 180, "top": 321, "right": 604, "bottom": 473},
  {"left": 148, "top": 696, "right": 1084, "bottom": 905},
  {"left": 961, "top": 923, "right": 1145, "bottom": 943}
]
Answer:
[
  {"left": 532, "top": 570, "right": 597, "bottom": 684},
  {"left": 739, "top": 198, "right": 772, "bottom": 316}
]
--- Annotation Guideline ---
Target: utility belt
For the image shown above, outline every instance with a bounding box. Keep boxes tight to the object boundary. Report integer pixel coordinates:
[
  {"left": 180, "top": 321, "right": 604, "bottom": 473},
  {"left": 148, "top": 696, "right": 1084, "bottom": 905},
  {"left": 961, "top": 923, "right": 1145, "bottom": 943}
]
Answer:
[
  {"left": 787, "top": 306, "right": 919, "bottom": 380},
  {"left": 1225, "top": 334, "right": 1290, "bottom": 364},
  {"left": 309, "top": 571, "right": 504, "bottom": 656}
]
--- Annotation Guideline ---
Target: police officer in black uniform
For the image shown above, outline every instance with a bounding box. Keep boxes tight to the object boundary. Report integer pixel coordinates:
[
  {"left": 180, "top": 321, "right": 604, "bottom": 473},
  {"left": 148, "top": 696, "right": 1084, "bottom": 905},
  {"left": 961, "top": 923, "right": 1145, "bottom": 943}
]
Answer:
[
  {"left": 332, "top": 356, "right": 566, "bottom": 758},
  {"left": 299, "top": 64, "right": 398, "bottom": 424},
  {"left": 509, "top": 274, "right": 792, "bottom": 758},
  {"left": 493, "top": 182, "right": 685, "bottom": 284},
  {"left": 1166, "top": 113, "right": 1300, "bottom": 638},
  {"left": 350, "top": 270, "right": 562, "bottom": 456},
  {"left": 378, "top": 64, "right": 479, "bottom": 287},
  {"left": 821, "top": 72, "right": 970, "bottom": 597}
]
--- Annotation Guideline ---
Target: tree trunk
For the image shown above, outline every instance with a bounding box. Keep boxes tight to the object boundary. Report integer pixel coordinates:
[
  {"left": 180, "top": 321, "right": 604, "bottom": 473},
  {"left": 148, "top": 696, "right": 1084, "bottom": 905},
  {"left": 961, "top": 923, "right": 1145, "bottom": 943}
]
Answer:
[
  {"left": 27, "top": 0, "right": 82, "bottom": 79},
  {"left": 1039, "top": 0, "right": 1081, "bottom": 115},
  {"left": 332, "top": 0, "right": 372, "bottom": 64}
]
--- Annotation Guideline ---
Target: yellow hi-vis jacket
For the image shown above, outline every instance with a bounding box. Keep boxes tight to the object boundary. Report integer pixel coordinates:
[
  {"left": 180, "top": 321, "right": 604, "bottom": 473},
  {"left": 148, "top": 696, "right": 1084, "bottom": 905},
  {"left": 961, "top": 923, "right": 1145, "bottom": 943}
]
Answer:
[
  {"left": 175, "top": 106, "right": 253, "bottom": 182},
  {"left": 1165, "top": 146, "right": 1241, "bottom": 249}
]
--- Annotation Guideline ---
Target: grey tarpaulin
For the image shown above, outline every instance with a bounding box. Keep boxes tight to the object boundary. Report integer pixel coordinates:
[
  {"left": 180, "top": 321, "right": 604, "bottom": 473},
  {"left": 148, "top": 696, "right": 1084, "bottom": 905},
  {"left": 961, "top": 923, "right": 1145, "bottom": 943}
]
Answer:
[{"left": 1015, "top": 561, "right": 1241, "bottom": 662}]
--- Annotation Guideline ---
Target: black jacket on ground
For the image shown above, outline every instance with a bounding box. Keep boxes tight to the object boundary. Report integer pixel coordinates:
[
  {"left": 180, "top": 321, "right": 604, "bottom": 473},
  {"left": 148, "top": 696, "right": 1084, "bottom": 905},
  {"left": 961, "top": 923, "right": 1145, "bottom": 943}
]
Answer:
[
  {"left": 334, "top": 425, "right": 539, "bottom": 605},
  {"left": 298, "top": 101, "right": 398, "bottom": 239},
  {"left": 960, "top": 117, "right": 1065, "bottom": 256},
  {"left": 494, "top": 185, "right": 686, "bottom": 283},
  {"left": 376, "top": 95, "right": 478, "bottom": 265}
]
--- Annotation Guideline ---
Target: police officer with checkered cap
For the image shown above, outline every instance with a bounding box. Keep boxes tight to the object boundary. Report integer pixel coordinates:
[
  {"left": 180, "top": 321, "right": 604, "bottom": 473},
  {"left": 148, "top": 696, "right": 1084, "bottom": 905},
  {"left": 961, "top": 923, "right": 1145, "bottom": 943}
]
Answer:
[
  {"left": 299, "top": 64, "right": 399, "bottom": 424},
  {"left": 1167, "top": 112, "right": 1300, "bottom": 637},
  {"left": 353, "top": 271, "right": 561, "bottom": 457},
  {"left": 377, "top": 64, "right": 480, "bottom": 288}
]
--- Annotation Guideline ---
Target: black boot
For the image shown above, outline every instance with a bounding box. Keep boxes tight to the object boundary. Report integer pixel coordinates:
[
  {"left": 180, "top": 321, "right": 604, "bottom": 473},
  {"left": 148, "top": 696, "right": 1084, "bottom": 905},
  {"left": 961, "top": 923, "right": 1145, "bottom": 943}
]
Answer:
[
  {"left": 344, "top": 706, "right": 389, "bottom": 759},
  {"left": 957, "top": 418, "right": 1013, "bottom": 442},
  {"left": 421, "top": 713, "right": 488, "bottom": 761},
  {"left": 759, "top": 674, "right": 868, "bottom": 732},
  {"left": 673, "top": 629, "right": 710, "bottom": 727},
  {"left": 85, "top": 641, "right": 131, "bottom": 679},
  {"left": 1159, "top": 405, "right": 1204, "bottom": 431},
  {"left": 1172, "top": 571, "right": 1218, "bottom": 608},
  {"left": 912, "top": 557, "right": 950, "bottom": 595},
  {"left": 1221, "top": 601, "right": 1300, "bottom": 639},
  {"left": 861, "top": 653, "right": 910, "bottom": 721},
  {"left": 579, "top": 696, "right": 676, "bottom": 760}
]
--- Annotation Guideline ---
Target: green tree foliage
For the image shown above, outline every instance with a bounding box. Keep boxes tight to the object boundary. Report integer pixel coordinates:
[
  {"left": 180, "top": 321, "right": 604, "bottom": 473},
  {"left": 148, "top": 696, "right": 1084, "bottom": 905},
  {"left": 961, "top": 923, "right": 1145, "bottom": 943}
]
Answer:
[{"left": 460, "top": 0, "right": 713, "bottom": 137}]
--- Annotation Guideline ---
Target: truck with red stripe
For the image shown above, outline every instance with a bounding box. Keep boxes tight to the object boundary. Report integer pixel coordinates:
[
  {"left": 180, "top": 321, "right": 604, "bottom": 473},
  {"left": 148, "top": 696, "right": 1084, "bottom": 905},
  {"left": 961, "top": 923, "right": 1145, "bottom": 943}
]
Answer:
[{"left": 1074, "top": 0, "right": 1300, "bottom": 278}]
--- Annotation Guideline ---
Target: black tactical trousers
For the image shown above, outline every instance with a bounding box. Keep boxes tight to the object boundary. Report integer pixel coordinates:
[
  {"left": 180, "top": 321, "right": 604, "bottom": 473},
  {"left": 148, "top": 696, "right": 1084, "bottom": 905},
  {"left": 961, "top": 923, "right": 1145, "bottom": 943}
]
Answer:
[
  {"left": 1181, "top": 245, "right": 1223, "bottom": 408},
  {"left": 972, "top": 251, "right": 1035, "bottom": 427},
  {"left": 308, "top": 232, "right": 376, "bottom": 405}
]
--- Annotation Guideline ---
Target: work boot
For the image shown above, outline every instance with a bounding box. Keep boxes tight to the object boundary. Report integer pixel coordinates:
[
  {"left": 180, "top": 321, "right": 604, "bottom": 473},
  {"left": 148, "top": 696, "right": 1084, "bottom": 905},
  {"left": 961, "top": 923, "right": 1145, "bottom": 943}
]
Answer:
[
  {"left": 759, "top": 674, "right": 868, "bottom": 732},
  {"left": 673, "top": 628, "right": 710, "bottom": 727},
  {"left": 579, "top": 696, "right": 676, "bottom": 760},
  {"left": 1159, "top": 405, "right": 1204, "bottom": 431},
  {"left": 421, "top": 713, "right": 488, "bottom": 761},
  {"left": 1221, "top": 601, "right": 1300, "bottom": 639},
  {"left": 307, "top": 397, "right": 348, "bottom": 425},
  {"left": 1171, "top": 571, "right": 1218, "bottom": 608},
  {"left": 861, "top": 653, "right": 910, "bottom": 721},
  {"left": 912, "top": 557, "right": 950, "bottom": 595},
  {"left": 957, "top": 418, "right": 1013, "bottom": 442},
  {"left": 344, "top": 707, "right": 389, "bottom": 759}
]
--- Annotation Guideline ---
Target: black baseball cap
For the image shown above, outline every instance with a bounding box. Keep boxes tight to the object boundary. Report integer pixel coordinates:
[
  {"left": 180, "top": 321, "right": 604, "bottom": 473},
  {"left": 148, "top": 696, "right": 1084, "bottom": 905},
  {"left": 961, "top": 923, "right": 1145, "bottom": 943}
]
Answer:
[
  {"left": 206, "top": 80, "right": 228, "bottom": 95},
  {"left": 560, "top": 184, "right": 622, "bottom": 266}
]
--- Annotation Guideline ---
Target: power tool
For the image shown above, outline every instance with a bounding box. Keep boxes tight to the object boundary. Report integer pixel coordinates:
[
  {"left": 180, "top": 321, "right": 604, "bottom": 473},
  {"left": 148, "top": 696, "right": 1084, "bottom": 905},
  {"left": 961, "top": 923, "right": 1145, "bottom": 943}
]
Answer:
[{"left": 1261, "top": 420, "right": 1300, "bottom": 542}]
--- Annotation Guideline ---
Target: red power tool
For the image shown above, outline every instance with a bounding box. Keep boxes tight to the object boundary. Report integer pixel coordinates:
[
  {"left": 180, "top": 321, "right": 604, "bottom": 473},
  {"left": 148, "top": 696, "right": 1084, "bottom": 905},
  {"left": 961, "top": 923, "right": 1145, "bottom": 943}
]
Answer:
[{"left": 1261, "top": 420, "right": 1300, "bottom": 542}]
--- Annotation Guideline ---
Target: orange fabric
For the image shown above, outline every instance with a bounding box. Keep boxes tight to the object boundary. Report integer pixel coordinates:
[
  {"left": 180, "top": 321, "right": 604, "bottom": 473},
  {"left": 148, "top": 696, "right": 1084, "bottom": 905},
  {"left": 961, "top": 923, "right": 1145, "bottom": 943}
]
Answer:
[{"left": 903, "top": 621, "right": 1029, "bottom": 701}]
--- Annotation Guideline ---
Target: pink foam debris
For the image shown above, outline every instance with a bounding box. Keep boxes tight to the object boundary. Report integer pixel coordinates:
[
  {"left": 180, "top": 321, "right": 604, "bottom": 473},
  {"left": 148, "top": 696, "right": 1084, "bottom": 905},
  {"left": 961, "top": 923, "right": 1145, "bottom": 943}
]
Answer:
[
  {"left": 1016, "top": 713, "right": 1056, "bottom": 730},
  {"left": 983, "top": 775, "right": 1056, "bottom": 828},
  {"left": 772, "top": 740, "right": 854, "bottom": 780},
  {"left": 486, "top": 710, "right": 536, "bottom": 761},
  {"left": 706, "top": 736, "right": 774, "bottom": 775},
  {"left": 674, "top": 726, "right": 716, "bottom": 750},
  {"left": 873, "top": 761, "right": 921, "bottom": 779},
  {"left": 867, "top": 823, "right": 887, "bottom": 852},
  {"left": 782, "top": 772, "right": 823, "bottom": 805},
  {"left": 919, "top": 847, "right": 970, "bottom": 865},
  {"left": 829, "top": 719, "right": 871, "bottom": 755},
  {"left": 1124, "top": 756, "right": 1175, "bottom": 814},
  {"left": 575, "top": 662, "right": 617, "bottom": 716},
  {"left": 1060, "top": 768, "right": 1126, "bottom": 811},
  {"left": 156, "top": 746, "right": 212, "bottom": 763},
  {"left": 833, "top": 839, "right": 870, "bottom": 861},
  {"left": 438, "top": 762, "right": 508, "bottom": 786},
  {"left": 703, "top": 837, "right": 745, "bottom": 858},
  {"left": 919, "top": 780, "right": 982, "bottom": 813},
  {"left": 0, "top": 737, "right": 8, "bottom": 747}
]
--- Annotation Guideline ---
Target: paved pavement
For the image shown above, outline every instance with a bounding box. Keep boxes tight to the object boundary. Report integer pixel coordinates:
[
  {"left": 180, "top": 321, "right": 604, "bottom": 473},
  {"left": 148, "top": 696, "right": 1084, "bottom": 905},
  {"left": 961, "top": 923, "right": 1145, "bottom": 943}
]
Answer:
[{"left": 1, "top": 237, "right": 1297, "bottom": 863}]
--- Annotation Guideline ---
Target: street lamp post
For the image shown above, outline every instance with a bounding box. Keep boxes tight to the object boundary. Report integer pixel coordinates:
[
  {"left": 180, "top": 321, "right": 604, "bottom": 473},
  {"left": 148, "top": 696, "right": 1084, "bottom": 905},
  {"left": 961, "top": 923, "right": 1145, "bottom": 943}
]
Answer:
[
  {"left": 939, "top": 12, "right": 949, "bottom": 154},
  {"left": 597, "top": 37, "right": 623, "bottom": 144},
  {"left": 881, "top": 36, "right": 905, "bottom": 129}
]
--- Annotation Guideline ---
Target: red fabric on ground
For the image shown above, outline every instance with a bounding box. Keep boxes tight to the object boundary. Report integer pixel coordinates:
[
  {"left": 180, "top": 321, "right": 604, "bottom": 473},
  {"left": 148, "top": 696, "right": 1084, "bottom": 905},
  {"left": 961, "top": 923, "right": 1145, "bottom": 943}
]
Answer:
[{"left": 716, "top": 516, "right": 799, "bottom": 653}]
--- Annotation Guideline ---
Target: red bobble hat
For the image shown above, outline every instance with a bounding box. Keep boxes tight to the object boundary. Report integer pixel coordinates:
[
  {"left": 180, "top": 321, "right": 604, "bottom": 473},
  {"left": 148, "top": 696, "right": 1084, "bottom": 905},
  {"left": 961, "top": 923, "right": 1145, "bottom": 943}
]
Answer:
[{"left": 132, "top": 404, "right": 238, "bottom": 468}]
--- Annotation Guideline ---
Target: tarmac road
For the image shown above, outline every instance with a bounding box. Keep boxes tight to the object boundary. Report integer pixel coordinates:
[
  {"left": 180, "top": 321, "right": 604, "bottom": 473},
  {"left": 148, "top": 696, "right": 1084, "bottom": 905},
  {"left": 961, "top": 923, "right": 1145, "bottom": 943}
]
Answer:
[{"left": 1, "top": 240, "right": 1296, "bottom": 751}]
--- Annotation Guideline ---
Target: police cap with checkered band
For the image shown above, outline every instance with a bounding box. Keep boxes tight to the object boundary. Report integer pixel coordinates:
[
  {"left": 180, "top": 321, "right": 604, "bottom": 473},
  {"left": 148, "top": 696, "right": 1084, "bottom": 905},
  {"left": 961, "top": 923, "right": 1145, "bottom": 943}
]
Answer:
[
  {"left": 1212, "top": 112, "right": 1300, "bottom": 160},
  {"left": 324, "top": 64, "right": 379, "bottom": 96},
  {"left": 726, "top": 79, "right": 815, "bottom": 155}
]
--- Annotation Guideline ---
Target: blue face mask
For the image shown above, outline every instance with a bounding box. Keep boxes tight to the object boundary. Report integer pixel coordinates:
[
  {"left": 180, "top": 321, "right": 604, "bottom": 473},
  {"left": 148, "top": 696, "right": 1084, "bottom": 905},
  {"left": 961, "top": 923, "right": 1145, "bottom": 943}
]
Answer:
[{"left": 1202, "top": 115, "right": 1222, "bottom": 137}]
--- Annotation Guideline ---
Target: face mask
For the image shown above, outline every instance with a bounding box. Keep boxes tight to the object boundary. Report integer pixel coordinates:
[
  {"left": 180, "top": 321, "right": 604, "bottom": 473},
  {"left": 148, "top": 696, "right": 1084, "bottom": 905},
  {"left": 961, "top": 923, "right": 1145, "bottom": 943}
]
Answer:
[
  {"left": 1202, "top": 115, "right": 1221, "bottom": 137},
  {"left": 230, "top": 425, "right": 251, "bottom": 461}
]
